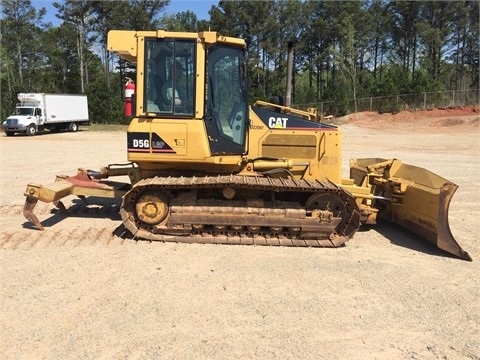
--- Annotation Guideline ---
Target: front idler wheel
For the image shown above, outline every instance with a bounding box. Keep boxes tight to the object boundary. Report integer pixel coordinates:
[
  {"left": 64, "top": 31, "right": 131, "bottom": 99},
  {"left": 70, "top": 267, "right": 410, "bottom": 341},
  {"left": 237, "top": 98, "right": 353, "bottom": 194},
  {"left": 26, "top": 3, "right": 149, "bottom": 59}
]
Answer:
[{"left": 306, "top": 193, "right": 347, "bottom": 232}]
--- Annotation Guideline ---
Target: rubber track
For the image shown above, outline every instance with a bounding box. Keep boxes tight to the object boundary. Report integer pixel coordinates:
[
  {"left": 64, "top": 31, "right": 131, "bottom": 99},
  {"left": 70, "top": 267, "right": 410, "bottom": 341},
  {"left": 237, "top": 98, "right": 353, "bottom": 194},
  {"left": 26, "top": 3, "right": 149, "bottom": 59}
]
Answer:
[{"left": 120, "top": 174, "right": 361, "bottom": 247}]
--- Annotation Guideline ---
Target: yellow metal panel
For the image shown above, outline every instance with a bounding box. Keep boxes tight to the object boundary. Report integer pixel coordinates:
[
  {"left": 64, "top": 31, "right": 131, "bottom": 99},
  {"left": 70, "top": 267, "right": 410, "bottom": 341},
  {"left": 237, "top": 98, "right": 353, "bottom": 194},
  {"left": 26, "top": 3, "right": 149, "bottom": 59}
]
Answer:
[
  {"left": 317, "top": 131, "right": 342, "bottom": 183},
  {"left": 247, "top": 107, "right": 343, "bottom": 183},
  {"left": 195, "top": 41, "right": 206, "bottom": 119},
  {"left": 127, "top": 118, "right": 212, "bottom": 162},
  {"left": 107, "top": 30, "right": 138, "bottom": 63},
  {"left": 156, "top": 30, "right": 203, "bottom": 40},
  {"left": 151, "top": 121, "right": 188, "bottom": 156},
  {"left": 262, "top": 134, "right": 317, "bottom": 159},
  {"left": 24, "top": 181, "right": 74, "bottom": 202},
  {"left": 199, "top": 31, "right": 246, "bottom": 46},
  {"left": 135, "top": 36, "right": 146, "bottom": 116}
]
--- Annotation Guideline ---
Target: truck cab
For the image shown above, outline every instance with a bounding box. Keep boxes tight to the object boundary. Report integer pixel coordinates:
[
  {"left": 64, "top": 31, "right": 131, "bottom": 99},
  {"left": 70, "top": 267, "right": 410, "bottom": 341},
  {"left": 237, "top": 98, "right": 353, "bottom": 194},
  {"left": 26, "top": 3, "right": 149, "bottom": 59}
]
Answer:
[{"left": 3, "top": 94, "right": 46, "bottom": 136}]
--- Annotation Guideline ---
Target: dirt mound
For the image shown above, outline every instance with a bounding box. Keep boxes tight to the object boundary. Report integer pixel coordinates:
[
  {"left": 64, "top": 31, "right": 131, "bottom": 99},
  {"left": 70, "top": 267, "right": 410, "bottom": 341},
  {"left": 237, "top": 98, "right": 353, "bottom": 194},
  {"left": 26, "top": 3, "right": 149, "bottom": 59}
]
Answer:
[
  {"left": 430, "top": 117, "right": 479, "bottom": 128},
  {"left": 338, "top": 105, "right": 480, "bottom": 132}
]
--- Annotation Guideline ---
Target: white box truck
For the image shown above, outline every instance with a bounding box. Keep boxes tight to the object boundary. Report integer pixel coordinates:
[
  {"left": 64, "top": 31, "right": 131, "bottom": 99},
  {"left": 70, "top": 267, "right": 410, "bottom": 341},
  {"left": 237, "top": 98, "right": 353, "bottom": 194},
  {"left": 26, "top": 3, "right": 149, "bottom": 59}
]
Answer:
[{"left": 2, "top": 93, "right": 89, "bottom": 136}]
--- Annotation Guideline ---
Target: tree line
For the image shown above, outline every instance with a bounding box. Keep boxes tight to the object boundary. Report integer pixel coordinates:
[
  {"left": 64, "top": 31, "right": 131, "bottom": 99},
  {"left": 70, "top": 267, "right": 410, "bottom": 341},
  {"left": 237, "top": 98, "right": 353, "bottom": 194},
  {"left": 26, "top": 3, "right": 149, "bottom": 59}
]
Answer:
[{"left": 1, "top": 0, "right": 478, "bottom": 122}]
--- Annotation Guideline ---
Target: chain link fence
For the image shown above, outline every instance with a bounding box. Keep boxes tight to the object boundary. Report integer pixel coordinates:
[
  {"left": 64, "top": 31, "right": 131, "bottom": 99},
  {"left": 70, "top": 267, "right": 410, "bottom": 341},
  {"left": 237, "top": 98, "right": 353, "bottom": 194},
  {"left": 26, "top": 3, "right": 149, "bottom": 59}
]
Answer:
[{"left": 296, "top": 89, "right": 480, "bottom": 117}]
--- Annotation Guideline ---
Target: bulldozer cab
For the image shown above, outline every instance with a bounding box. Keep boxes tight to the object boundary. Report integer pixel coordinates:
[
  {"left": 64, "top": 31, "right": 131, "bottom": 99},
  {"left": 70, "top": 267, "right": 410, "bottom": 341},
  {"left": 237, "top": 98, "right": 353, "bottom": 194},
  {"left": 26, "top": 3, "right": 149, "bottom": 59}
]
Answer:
[{"left": 140, "top": 32, "right": 248, "bottom": 156}]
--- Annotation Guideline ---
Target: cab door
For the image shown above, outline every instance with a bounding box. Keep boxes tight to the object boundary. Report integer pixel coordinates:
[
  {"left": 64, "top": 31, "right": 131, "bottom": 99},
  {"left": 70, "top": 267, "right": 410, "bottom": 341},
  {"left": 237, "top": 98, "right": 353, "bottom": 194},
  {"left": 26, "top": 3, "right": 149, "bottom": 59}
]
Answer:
[{"left": 205, "top": 45, "right": 248, "bottom": 155}]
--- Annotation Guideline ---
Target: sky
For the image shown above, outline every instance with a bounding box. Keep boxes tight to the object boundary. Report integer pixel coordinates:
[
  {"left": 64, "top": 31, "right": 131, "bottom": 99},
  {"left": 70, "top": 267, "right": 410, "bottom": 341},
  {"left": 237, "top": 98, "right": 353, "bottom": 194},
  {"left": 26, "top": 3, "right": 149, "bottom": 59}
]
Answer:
[{"left": 31, "top": 0, "right": 219, "bottom": 26}]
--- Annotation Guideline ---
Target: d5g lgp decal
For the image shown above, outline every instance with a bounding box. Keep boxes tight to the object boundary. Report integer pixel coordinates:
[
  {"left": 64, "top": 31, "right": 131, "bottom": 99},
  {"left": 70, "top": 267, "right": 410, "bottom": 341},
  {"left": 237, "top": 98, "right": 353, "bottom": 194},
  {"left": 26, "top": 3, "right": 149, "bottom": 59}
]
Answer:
[{"left": 127, "top": 132, "right": 176, "bottom": 153}]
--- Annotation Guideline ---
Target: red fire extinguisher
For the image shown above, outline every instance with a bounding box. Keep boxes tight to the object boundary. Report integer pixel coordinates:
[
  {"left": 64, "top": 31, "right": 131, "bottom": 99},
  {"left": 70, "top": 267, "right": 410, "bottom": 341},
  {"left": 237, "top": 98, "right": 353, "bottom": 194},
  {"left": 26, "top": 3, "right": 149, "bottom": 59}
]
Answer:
[{"left": 124, "top": 77, "right": 135, "bottom": 116}]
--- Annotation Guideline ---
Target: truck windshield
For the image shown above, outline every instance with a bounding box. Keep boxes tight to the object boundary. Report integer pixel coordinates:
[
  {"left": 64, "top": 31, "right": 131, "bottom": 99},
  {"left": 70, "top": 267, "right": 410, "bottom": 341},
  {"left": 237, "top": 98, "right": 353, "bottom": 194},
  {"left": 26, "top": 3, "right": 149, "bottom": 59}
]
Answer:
[
  {"left": 144, "top": 39, "right": 194, "bottom": 116},
  {"left": 13, "top": 107, "right": 34, "bottom": 116}
]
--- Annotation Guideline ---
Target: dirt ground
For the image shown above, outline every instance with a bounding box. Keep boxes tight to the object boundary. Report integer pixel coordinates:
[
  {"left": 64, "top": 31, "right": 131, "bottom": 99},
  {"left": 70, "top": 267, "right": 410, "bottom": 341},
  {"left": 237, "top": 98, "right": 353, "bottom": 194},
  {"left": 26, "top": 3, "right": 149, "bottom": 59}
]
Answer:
[{"left": 1, "top": 106, "right": 479, "bottom": 359}]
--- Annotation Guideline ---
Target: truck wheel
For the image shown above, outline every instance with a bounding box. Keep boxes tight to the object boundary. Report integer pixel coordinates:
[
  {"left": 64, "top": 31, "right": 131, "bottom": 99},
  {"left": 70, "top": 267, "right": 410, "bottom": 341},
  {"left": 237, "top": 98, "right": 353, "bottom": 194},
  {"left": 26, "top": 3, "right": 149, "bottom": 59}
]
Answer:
[
  {"left": 5, "top": 131, "right": 14, "bottom": 137},
  {"left": 68, "top": 123, "right": 78, "bottom": 132},
  {"left": 26, "top": 124, "right": 37, "bottom": 136}
]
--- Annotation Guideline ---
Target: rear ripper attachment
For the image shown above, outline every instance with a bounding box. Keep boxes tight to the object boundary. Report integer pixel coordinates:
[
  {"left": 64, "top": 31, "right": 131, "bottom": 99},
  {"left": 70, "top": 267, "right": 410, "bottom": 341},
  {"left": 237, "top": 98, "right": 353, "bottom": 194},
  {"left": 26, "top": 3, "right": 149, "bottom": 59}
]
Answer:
[
  {"left": 350, "top": 158, "right": 472, "bottom": 261},
  {"left": 23, "top": 164, "right": 137, "bottom": 230}
]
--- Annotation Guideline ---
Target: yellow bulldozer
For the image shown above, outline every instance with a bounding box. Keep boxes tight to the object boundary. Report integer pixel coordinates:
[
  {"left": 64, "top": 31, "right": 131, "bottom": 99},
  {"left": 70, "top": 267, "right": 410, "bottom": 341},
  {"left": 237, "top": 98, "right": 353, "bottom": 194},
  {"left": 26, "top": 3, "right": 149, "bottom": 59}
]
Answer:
[{"left": 23, "top": 30, "right": 471, "bottom": 261}]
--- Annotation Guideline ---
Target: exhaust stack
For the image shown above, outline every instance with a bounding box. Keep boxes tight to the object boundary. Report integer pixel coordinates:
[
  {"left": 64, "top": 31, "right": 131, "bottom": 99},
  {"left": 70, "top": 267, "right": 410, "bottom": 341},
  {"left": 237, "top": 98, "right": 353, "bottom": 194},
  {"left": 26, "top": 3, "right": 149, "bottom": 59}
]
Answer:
[{"left": 285, "top": 41, "right": 294, "bottom": 108}]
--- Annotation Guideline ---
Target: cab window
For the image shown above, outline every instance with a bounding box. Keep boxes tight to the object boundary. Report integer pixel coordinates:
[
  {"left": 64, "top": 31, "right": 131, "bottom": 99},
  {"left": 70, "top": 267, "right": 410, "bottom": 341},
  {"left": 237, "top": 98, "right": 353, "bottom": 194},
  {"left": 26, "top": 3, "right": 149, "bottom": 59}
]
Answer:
[{"left": 145, "top": 39, "right": 195, "bottom": 116}]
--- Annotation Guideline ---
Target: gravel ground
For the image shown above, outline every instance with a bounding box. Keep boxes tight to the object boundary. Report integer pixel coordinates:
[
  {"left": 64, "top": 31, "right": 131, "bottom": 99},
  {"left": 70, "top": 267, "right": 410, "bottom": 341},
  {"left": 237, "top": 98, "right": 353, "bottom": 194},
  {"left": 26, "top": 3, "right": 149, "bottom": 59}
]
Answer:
[{"left": 0, "top": 109, "right": 479, "bottom": 359}]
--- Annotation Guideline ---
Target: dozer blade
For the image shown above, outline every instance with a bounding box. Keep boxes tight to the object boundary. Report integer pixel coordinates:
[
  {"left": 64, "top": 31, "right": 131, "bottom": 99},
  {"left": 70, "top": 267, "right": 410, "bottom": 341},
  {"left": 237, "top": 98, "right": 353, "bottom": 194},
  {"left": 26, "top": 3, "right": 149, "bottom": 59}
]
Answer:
[{"left": 351, "top": 158, "right": 471, "bottom": 261}]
